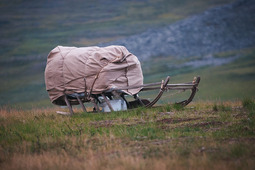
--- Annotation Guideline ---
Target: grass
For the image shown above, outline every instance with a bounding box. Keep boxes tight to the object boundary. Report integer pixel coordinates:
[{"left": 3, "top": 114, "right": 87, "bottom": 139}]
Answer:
[
  {"left": 0, "top": 100, "right": 255, "bottom": 169},
  {"left": 144, "top": 47, "right": 255, "bottom": 102}
]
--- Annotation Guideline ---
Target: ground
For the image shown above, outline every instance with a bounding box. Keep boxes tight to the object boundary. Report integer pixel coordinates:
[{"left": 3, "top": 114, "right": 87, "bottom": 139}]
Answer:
[{"left": 0, "top": 99, "right": 254, "bottom": 169}]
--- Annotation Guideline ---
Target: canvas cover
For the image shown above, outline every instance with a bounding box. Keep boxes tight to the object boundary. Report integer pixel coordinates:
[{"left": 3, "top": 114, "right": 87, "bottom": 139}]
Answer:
[{"left": 45, "top": 45, "right": 143, "bottom": 104}]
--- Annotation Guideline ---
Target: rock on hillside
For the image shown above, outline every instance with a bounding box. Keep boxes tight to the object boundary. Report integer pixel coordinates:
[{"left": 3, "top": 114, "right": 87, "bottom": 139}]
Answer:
[{"left": 103, "top": 0, "right": 255, "bottom": 60}]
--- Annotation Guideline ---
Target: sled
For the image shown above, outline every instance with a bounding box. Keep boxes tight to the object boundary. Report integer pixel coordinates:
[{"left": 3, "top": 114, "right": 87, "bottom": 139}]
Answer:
[
  {"left": 53, "top": 76, "right": 200, "bottom": 115},
  {"left": 44, "top": 45, "right": 200, "bottom": 115}
]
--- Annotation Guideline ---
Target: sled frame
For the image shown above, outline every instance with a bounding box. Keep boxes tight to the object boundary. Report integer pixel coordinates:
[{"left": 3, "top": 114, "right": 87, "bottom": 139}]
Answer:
[{"left": 60, "top": 76, "right": 200, "bottom": 115}]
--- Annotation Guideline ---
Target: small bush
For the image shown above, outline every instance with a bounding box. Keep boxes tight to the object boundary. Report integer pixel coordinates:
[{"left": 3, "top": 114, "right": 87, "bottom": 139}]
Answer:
[
  {"left": 212, "top": 104, "right": 218, "bottom": 111},
  {"left": 212, "top": 103, "right": 231, "bottom": 112},
  {"left": 242, "top": 98, "right": 255, "bottom": 111},
  {"left": 173, "top": 104, "right": 184, "bottom": 111}
]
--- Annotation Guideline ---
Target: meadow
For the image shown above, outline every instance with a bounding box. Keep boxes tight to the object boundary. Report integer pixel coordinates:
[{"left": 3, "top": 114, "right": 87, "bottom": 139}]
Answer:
[{"left": 0, "top": 99, "right": 254, "bottom": 169}]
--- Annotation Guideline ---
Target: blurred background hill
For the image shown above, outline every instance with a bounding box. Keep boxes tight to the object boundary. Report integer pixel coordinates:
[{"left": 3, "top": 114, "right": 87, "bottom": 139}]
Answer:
[{"left": 0, "top": 0, "right": 254, "bottom": 107}]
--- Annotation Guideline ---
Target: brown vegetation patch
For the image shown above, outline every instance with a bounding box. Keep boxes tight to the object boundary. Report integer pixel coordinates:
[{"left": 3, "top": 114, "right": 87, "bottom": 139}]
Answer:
[
  {"left": 90, "top": 120, "right": 116, "bottom": 128},
  {"left": 90, "top": 118, "right": 149, "bottom": 128},
  {"left": 189, "top": 121, "right": 223, "bottom": 128},
  {"left": 223, "top": 137, "right": 255, "bottom": 144},
  {"left": 149, "top": 139, "right": 172, "bottom": 145},
  {"left": 156, "top": 117, "right": 202, "bottom": 124},
  {"left": 233, "top": 113, "right": 248, "bottom": 118}
]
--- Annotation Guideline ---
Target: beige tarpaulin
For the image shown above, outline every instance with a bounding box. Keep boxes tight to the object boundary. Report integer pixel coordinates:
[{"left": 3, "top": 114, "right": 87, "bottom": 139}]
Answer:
[{"left": 45, "top": 45, "right": 143, "bottom": 104}]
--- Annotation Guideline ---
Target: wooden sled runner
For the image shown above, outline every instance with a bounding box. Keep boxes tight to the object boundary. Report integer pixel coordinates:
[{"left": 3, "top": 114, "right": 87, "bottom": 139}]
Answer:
[{"left": 57, "top": 76, "right": 200, "bottom": 115}]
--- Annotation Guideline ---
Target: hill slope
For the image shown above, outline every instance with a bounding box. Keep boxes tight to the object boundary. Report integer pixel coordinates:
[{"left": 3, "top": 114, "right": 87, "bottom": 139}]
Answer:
[{"left": 105, "top": 0, "right": 255, "bottom": 60}]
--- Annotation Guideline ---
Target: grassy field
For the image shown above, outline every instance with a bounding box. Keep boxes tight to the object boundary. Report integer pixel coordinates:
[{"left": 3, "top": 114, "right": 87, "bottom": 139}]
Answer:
[{"left": 0, "top": 99, "right": 254, "bottom": 169}]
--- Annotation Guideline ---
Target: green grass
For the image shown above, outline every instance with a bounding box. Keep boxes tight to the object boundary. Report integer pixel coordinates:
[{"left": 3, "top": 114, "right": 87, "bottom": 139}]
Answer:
[
  {"left": 144, "top": 47, "right": 255, "bottom": 102},
  {"left": 0, "top": 100, "right": 255, "bottom": 169}
]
